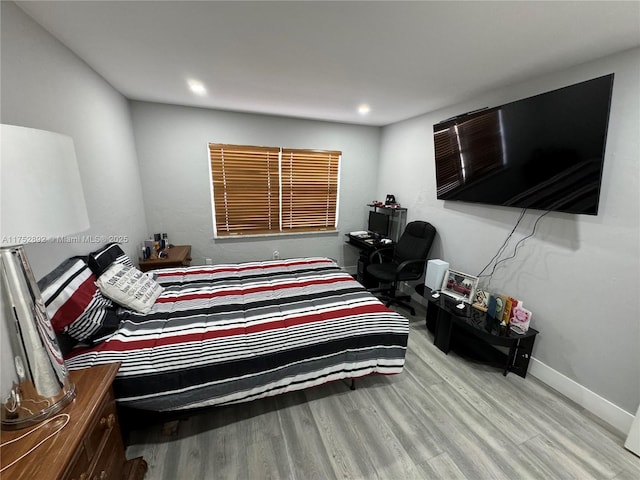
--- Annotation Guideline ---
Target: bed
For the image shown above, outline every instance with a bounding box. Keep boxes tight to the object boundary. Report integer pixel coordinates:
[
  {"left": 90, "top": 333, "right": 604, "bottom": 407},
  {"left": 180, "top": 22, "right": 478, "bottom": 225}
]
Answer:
[{"left": 38, "top": 245, "right": 409, "bottom": 412}]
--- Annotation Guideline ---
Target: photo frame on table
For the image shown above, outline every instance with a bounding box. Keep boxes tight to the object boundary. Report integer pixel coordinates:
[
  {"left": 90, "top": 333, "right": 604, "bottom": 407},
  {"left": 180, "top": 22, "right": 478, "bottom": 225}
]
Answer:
[
  {"left": 472, "top": 289, "right": 490, "bottom": 312},
  {"left": 441, "top": 269, "right": 479, "bottom": 304}
]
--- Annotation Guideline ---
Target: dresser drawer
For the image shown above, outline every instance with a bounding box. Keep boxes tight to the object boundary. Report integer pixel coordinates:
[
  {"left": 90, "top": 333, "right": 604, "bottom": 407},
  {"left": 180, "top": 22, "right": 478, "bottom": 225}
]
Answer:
[
  {"left": 91, "top": 425, "right": 125, "bottom": 480},
  {"left": 66, "top": 447, "right": 91, "bottom": 480},
  {"left": 85, "top": 390, "right": 122, "bottom": 458},
  {"left": 64, "top": 386, "right": 126, "bottom": 480}
]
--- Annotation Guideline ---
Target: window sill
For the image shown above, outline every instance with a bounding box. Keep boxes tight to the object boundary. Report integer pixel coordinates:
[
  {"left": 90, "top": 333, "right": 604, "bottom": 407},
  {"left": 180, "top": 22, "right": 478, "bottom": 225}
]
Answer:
[{"left": 214, "top": 229, "right": 339, "bottom": 241}]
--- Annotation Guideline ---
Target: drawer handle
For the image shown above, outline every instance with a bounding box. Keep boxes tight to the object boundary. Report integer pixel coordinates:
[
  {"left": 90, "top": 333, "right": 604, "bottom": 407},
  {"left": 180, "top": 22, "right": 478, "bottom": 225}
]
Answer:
[{"left": 99, "top": 413, "right": 116, "bottom": 429}]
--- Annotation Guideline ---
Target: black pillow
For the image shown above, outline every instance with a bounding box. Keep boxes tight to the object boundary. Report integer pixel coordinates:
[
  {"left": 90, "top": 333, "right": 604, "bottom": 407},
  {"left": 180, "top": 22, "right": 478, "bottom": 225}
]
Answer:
[
  {"left": 88, "top": 243, "right": 134, "bottom": 277},
  {"left": 55, "top": 332, "right": 78, "bottom": 356}
]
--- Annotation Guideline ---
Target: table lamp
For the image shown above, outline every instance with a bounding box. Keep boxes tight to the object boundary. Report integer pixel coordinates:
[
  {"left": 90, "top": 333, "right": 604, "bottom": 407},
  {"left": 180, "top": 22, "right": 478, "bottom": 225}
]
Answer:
[{"left": 1, "top": 124, "right": 90, "bottom": 429}]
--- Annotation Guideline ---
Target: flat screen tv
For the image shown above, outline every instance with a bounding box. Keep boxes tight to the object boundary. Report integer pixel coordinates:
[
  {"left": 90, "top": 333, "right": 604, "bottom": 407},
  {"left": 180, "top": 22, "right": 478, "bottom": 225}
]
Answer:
[{"left": 433, "top": 74, "right": 614, "bottom": 215}]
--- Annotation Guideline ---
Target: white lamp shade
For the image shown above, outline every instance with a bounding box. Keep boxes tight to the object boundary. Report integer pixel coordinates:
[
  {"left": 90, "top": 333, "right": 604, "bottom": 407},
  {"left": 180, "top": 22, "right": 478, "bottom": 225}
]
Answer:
[{"left": 1, "top": 124, "right": 90, "bottom": 245}]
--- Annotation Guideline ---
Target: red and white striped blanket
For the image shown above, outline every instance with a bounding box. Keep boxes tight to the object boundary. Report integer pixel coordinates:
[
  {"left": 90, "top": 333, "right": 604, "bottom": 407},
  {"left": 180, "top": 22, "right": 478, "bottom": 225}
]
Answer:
[{"left": 65, "top": 257, "right": 409, "bottom": 411}]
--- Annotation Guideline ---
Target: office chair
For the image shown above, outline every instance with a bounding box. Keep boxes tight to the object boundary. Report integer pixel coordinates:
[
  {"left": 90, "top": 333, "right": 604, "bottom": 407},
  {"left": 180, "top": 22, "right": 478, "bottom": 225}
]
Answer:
[{"left": 366, "top": 220, "right": 436, "bottom": 316}]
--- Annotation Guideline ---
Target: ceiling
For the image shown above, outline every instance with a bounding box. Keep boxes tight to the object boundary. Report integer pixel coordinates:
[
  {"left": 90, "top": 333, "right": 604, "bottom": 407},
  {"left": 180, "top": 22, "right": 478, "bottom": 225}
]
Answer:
[{"left": 15, "top": 1, "right": 640, "bottom": 126}]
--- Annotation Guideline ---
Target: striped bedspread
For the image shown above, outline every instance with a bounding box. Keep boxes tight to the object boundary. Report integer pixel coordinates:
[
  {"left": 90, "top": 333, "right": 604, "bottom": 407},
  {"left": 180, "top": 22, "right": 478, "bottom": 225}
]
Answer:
[{"left": 65, "top": 257, "right": 409, "bottom": 411}]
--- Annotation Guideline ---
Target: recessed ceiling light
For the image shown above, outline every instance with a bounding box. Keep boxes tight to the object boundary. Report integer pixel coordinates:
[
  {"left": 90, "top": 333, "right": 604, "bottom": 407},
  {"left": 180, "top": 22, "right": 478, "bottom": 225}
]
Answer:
[
  {"left": 358, "top": 104, "right": 371, "bottom": 115},
  {"left": 188, "top": 79, "right": 207, "bottom": 96}
]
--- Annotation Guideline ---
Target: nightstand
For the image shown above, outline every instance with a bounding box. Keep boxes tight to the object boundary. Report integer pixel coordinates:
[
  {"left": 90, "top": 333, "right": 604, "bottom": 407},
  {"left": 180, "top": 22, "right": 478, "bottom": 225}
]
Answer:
[
  {"left": 138, "top": 245, "right": 192, "bottom": 272},
  {"left": 0, "top": 363, "right": 147, "bottom": 480}
]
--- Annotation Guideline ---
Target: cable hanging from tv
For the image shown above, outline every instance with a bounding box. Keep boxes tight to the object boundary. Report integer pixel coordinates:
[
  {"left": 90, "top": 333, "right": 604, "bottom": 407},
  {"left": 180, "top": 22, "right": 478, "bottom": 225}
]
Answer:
[{"left": 478, "top": 209, "right": 550, "bottom": 290}]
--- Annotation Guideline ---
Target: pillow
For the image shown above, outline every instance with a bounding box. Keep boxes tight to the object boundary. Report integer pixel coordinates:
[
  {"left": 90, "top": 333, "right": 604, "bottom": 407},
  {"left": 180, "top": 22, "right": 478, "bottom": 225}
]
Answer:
[
  {"left": 55, "top": 331, "right": 79, "bottom": 357},
  {"left": 38, "top": 258, "right": 121, "bottom": 350},
  {"left": 96, "top": 264, "right": 163, "bottom": 314},
  {"left": 88, "top": 243, "right": 134, "bottom": 278}
]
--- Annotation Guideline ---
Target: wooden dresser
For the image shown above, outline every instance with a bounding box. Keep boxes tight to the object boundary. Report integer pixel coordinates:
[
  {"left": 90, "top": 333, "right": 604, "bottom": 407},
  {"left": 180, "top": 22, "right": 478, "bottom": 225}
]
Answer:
[
  {"left": 1, "top": 363, "right": 146, "bottom": 480},
  {"left": 138, "top": 244, "right": 192, "bottom": 272}
]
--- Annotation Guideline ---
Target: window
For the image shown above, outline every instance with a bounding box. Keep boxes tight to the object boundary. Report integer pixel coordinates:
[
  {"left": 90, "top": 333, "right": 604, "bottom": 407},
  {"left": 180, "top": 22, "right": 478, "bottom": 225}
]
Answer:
[{"left": 209, "top": 144, "right": 341, "bottom": 237}]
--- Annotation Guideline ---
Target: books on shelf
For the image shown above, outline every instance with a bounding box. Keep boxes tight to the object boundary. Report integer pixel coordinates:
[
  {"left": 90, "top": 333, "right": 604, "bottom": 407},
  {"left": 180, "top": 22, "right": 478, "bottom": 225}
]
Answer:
[
  {"left": 502, "top": 296, "right": 518, "bottom": 325},
  {"left": 471, "top": 286, "right": 532, "bottom": 333},
  {"left": 494, "top": 295, "right": 507, "bottom": 321},
  {"left": 510, "top": 303, "right": 532, "bottom": 333}
]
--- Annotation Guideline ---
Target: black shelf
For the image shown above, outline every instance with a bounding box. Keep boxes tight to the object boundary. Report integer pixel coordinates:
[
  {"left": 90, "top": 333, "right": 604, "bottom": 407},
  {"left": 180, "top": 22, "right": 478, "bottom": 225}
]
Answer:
[{"left": 417, "top": 284, "right": 538, "bottom": 378}]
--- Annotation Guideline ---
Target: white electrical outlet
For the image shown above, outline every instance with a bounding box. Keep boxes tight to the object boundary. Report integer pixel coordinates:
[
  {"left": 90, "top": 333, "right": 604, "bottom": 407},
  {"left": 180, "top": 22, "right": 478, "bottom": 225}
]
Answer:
[
  {"left": 205, "top": 258, "right": 213, "bottom": 265},
  {"left": 272, "top": 251, "right": 280, "bottom": 260}
]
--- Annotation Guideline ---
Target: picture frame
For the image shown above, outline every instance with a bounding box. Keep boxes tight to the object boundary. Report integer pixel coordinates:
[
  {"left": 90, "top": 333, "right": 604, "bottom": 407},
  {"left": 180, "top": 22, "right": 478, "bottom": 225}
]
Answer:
[
  {"left": 472, "top": 289, "right": 490, "bottom": 312},
  {"left": 441, "top": 269, "right": 479, "bottom": 304}
]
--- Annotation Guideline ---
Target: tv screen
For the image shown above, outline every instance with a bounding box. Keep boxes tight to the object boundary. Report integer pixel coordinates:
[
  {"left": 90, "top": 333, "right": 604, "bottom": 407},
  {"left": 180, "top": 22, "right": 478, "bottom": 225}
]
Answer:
[
  {"left": 368, "top": 211, "right": 389, "bottom": 237},
  {"left": 433, "top": 74, "right": 614, "bottom": 215}
]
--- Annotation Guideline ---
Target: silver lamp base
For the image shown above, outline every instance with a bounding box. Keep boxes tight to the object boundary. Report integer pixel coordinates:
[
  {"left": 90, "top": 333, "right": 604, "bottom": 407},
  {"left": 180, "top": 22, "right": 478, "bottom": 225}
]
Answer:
[
  {"left": 1, "top": 246, "right": 76, "bottom": 430},
  {"left": 1, "top": 381, "right": 75, "bottom": 430}
]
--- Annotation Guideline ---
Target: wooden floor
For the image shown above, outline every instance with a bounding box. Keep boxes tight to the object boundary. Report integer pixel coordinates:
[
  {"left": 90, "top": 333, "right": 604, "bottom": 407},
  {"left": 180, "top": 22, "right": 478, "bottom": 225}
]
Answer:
[{"left": 125, "top": 305, "right": 640, "bottom": 479}]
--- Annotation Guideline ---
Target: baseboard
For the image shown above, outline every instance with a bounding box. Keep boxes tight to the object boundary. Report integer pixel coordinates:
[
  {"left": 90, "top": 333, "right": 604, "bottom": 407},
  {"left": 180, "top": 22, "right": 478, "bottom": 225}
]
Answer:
[{"left": 528, "top": 357, "right": 634, "bottom": 436}]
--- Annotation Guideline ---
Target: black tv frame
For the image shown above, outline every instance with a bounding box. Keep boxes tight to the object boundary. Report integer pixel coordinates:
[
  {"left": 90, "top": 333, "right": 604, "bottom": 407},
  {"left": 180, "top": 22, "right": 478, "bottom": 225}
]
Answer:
[{"left": 433, "top": 74, "right": 614, "bottom": 215}]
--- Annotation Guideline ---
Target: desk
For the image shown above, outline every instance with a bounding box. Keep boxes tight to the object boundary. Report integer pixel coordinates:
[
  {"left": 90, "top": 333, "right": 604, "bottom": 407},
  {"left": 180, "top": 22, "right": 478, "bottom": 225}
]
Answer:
[
  {"left": 345, "top": 233, "right": 393, "bottom": 250},
  {"left": 345, "top": 234, "right": 394, "bottom": 288},
  {"left": 416, "top": 284, "right": 538, "bottom": 377}
]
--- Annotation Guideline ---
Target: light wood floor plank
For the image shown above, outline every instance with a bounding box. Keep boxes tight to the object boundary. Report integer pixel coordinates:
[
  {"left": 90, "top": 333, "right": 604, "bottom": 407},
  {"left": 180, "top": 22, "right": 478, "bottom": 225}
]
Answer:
[
  {"left": 304, "top": 384, "right": 381, "bottom": 479},
  {"left": 275, "top": 391, "right": 336, "bottom": 480},
  {"left": 358, "top": 377, "right": 445, "bottom": 465},
  {"left": 423, "top": 452, "right": 469, "bottom": 480},
  {"left": 347, "top": 404, "right": 424, "bottom": 479},
  {"left": 124, "top": 305, "right": 640, "bottom": 479}
]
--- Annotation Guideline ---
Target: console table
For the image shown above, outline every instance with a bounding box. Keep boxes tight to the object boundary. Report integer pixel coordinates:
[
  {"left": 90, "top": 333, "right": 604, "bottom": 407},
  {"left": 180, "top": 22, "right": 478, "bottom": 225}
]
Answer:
[{"left": 416, "top": 284, "right": 538, "bottom": 377}]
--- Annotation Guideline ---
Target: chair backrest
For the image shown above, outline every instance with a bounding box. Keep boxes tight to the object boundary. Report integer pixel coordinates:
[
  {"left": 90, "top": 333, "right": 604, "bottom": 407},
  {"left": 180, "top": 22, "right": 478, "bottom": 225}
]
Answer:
[{"left": 394, "top": 221, "right": 436, "bottom": 273}]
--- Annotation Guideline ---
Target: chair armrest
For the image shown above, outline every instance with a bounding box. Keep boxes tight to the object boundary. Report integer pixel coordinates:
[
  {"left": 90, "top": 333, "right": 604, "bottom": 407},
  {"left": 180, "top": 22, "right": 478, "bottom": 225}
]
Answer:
[
  {"left": 393, "top": 258, "right": 427, "bottom": 281},
  {"left": 368, "top": 245, "right": 395, "bottom": 263}
]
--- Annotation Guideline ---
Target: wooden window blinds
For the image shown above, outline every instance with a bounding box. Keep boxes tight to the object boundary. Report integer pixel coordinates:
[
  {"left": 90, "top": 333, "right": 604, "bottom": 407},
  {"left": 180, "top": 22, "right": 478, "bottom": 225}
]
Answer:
[{"left": 209, "top": 144, "right": 341, "bottom": 237}]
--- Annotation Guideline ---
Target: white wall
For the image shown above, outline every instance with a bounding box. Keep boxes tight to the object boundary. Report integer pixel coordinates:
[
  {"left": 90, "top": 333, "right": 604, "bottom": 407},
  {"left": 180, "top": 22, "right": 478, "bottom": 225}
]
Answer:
[
  {"left": 129, "top": 101, "right": 381, "bottom": 268},
  {"left": 1, "top": 1, "right": 149, "bottom": 278},
  {"left": 378, "top": 48, "right": 640, "bottom": 423}
]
